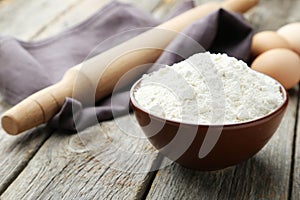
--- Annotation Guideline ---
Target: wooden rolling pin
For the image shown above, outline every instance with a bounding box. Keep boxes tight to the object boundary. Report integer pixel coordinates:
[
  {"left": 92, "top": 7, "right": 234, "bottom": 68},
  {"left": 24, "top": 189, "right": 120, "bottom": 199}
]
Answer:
[{"left": 1, "top": 0, "right": 259, "bottom": 135}]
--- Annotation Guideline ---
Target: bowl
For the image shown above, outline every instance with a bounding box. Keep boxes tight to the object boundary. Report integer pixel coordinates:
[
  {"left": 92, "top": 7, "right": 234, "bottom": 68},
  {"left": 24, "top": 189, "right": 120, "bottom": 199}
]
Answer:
[{"left": 130, "top": 78, "right": 289, "bottom": 171}]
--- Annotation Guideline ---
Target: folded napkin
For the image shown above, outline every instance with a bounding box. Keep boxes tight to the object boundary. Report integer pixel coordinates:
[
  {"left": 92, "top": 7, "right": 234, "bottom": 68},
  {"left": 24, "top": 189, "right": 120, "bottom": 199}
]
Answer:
[{"left": 0, "top": 1, "right": 253, "bottom": 132}]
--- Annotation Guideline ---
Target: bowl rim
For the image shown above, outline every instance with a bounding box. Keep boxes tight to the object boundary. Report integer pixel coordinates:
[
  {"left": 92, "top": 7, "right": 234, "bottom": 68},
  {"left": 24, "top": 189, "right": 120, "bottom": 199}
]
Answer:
[{"left": 129, "top": 76, "right": 289, "bottom": 128}]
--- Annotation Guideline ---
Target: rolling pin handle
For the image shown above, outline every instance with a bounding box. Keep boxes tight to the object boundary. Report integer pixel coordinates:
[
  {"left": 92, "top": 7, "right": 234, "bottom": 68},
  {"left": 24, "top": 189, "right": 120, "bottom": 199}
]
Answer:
[
  {"left": 1, "top": 0, "right": 259, "bottom": 135},
  {"left": 2, "top": 97, "right": 53, "bottom": 135}
]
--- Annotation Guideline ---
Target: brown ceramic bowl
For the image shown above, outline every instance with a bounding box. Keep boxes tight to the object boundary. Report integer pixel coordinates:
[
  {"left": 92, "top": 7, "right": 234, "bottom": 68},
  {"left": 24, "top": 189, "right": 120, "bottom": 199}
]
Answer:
[{"left": 130, "top": 78, "right": 289, "bottom": 171}]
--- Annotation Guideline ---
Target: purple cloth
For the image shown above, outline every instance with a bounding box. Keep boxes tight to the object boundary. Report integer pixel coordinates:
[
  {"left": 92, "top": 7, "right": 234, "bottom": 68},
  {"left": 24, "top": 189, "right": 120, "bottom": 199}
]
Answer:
[{"left": 0, "top": 1, "right": 253, "bottom": 132}]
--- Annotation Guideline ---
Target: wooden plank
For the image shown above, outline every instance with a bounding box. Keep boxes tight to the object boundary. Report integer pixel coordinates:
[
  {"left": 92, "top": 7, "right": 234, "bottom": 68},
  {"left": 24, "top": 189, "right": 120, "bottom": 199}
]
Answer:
[
  {"left": 0, "top": 94, "right": 53, "bottom": 195},
  {"left": 0, "top": 0, "right": 89, "bottom": 194},
  {"left": 34, "top": 0, "right": 111, "bottom": 40},
  {"left": 35, "top": 0, "right": 162, "bottom": 40},
  {"left": 0, "top": 0, "right": 82, "bottom": 40},
  {"left": 292, "top": 86, "right": 300, "bottom": 200},
  {"left": 146, "top": 88, "right": 298, "bottom": 200},
  {"left": 225, "top": 89, "right": 298, "bottom": 200},
  {"left": 0, "top": 0, "right": 297, "bottom": 199},
  {"left": 0, "top": 0, "right": 125, "bottom": 195},
  {"left": 146, "top": 0, "right": 300, "bottom": 199},
  {"left": 194, "top": 0, "right": 300, "bottom": 32},
  {"left": 246, "top": 1, "right": 300, "bottom": 198},
  {"left": 0, "top": 0, "right": 170, "bottom": 198},
  {"left": 0, "top": 126, "right": 52, "bottom": 195},
  {"left": 244, "top": 0, "right": 299, "bottom": 32},
  {"left": 1, "top": 115, "right": 161, "bottom": 199}
]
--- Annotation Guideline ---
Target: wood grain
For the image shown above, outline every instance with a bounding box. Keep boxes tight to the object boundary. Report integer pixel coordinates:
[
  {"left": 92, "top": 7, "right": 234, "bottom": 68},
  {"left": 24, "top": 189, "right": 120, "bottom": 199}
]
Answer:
[
  {"left": 34, "top": 0, "right": 112, "bottom": 40},
  {"left": 0, "top": 0, "right": 137, "bottom": 195},
  {"left": 0, "top": 96, "right": 53, "bottom": 194},
  {"left": 0, "top": 0, "right": 83, "bottom": 40},
  {"left": 0, "top": 126, "right": 52, "bottom": 195},
  {"left": 292, "top": 86, "right": 300, "bottom": 200},
  {"left": 0, "top": 0, "right": 169, "bottom": 198},
  {"left": 0, "top": 0, "right": 88, "bottom": 194},
  {"left": 0, "top": 0, "right": 299, "bottom": 199},
  {"left": 146, "top": 89, "right": 299, "bottom": 200},
  {"left": 32, "top": 0, "right": 166, "bottom": 40},
  {"left": 146, "top": 1, "right": 300, "bottom": 199},
  {"left": 245, "top": 0, "right": 300, "bottom": 32},
  {"left": 1, "top": 115, "right": 161, "bottom": 199}
]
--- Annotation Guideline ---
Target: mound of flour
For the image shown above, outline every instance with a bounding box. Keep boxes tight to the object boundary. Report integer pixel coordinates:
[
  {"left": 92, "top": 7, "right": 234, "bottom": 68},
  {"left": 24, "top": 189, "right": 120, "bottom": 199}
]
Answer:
[{"left": 134, "top": 52, "right": 284, "bottom": 124}]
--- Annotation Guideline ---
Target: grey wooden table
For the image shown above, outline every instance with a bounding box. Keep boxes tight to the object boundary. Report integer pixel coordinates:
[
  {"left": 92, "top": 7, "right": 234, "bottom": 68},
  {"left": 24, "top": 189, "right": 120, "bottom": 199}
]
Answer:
[{"left": 0, "top": 0, "right": 299, "bottom": 199}]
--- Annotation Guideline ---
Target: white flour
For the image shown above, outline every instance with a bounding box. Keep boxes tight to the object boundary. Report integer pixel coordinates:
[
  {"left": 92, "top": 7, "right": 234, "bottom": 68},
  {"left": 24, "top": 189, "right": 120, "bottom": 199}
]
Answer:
[{"left": 134, "top": 52, "right": 284, "bottom": 124}]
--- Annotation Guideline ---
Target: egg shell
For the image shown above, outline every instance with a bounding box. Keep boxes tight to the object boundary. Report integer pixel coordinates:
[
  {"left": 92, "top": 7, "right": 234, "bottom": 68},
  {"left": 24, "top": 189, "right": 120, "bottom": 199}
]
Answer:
[
  {"left": 251, "top": 48, "right": 300, "bottom": 89},
  {"left": 251, "top": 31, "right": 292, "bottom": 58},
  {"left": 277, "top": 23, "right": 300, "bottom": 55}
]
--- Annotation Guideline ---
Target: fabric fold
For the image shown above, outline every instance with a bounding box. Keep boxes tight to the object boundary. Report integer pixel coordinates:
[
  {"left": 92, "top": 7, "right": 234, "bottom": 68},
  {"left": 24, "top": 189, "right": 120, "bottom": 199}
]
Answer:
[{"left": 0, "top": 1, "right": 253, "bottom": 132}]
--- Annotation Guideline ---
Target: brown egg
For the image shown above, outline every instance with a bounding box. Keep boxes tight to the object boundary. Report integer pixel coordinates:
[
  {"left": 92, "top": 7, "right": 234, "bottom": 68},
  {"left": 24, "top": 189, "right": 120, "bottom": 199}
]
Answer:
[
  {"left": 251, "top": 31, "right": 292, "bottom": 58},
  {"left": 277, "top": 23, "right": 300, "bottom": 55},
  {"left": 251, "top": 48, "right": 300, "bottom": 89}
]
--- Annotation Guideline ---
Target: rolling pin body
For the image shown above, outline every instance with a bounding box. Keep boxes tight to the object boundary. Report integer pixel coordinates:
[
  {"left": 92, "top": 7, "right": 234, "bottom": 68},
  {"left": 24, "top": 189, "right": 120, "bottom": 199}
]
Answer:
[{"left": 1, "top": 0, "right": 259, "bottom": 135}]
